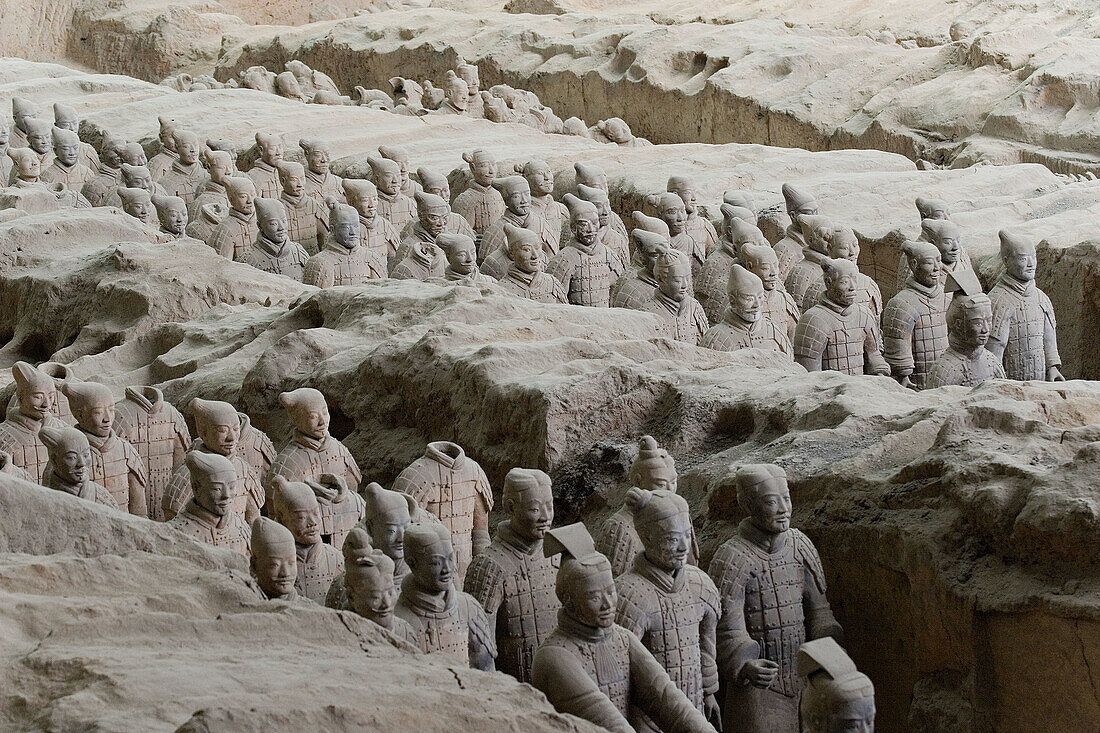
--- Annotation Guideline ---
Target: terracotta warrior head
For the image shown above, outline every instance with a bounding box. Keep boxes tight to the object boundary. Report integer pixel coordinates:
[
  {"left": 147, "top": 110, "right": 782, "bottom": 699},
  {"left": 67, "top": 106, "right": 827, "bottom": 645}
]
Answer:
[
  {"left": 724, "top": 190, "right": 754, "bottom": 211},
  {"left": 576, "top": 184, "right": 610, "bottom": 229},
  {"left": 120, "top": 164, "right": 155, "bottom": 193},
  {"left": 62, "top": 381, "right": 115, "bottom": 438},
  {"left": 456, "top": 61, "right": 480, "bottom": 99},
  {"left": 632, "top": 211, "right": 670, "bottom": 242},
  {"left": 740, "top": 242, "right": 781, "bottom": 292},
  {"left": 624, "top": 487, "right": 691, "bottom": 572},
  {"left": 118, "top": 187, "right": 156, "bottom": 226},
  {"left": 186, "top": 450, "right": 238, "bottom": 517},
  {"left": 200, "top": 150, "right": 232, "bottom": 188},
  {"left": 361, "top": 482, "right": 416, "bottom": 563},
  {"left": 798, "top": 637, "right": 876, "bottom": 733},
  {"left": 597, "top": 118, "right": 633, "bottom": 145},
  {"left": 545, "top": 523, "right": 616, "bottom": 629},
  {"left": 255, "top": 197, "right": 289, "bottom": 245},
  {"left": 157, "top": 116, "right": 178, "bottom": 152},
  {"left": 630, "top": 435, "right": 677, "bottom": 492},
  {"left": 416, "top": 167, "right": 449, "bottom": 201},
  {"left": 903, "top": 240, "right": 941, "bottom": 288},
  {"left": 174, "top": 130, "right": 200, "bottom": 167},
  {"left": 463, "top": 149, "right": 496, "bottom": 186},
  {"left": 24, "top": 118, "right": 53, "bottom": 155},
  {"left": 915, "top": 196, "right": 949, "bottom": 222},
  {"left": 721, "top": 203, "right": 758, "bottom": 237},
  {"left": 343, "top": 178, "right": 377, "bottom": 221},
  {"left": 271, "top": 475, "right": 323, "bottom": 547},
  {"left": 653, "top": 249, "right": 692, "bottom": 302},
  {"left": 737, "top": 464, "right": 791, "bottom": 536},
  {"left": 189, "top": 398, "right": 241, "bottom": 456},
  {"left": 279, "top": 387, "right": 329, "bottom": 440},
  {"left": 630, "top": 229, "right": 669, "bottom": 273},
  {"left": 405, "top": 521, "right": 456, "bottom": 592},
  {"left": 255, "top": 132, "right": 284, "bottom": 167},
  {"left": 503, "top": 467, "right": 554, "bottom": 542},
  {"left": 12, "top": 362, "right": 54, "bottom": 421},
  {"left": 379, "top": 145, "right": 412, "bottom": 188},
  {"left": 99, "top": 137, "right": 124, "bottom": 171},
  {"left": 921, "top": 218, "right": 961, "bottom": 266},
  {"left": 946, "top": 293, "right": 993, "bottom": 353},
  {"left": 390, "top": 77, "right": 424, "bottom": 108},
  {"left": 205, "top": 138, "right": 238, "bottom": 167},
  {"left": 727, "top": 216, "right": 767, "bottom": 250},
  {"left": 414, "top": 191, "right": 450, "bottom": 238},
  {"left": 516, "top": 159, "right": 554, "bottom": 197},
  {"left": 667, "top": 175, "right": 699, "bottom": 215},
  {"left": 299, "top": 138, "right": 331, "bottom": 176},
  {"left": 120, "top": 143, "right": 147, "bottom": 168},
  {"left": 0, "top": 122, "right": 8, "bottom": 151},
  {"left": 504, "top": 223, "right": 543, "bottom": 274},
  {"left": 224, "top": 177, "right": 256, "bottom": 216},
  {"left": 152, "top": 194, "right": 188, "bottom": 236},
  {"left": 12, "top": 97, "right": 37, "bottom": 134},
  {"left": 274, "top": 71, "right": 305, "bottom": 100},
  {"left": 654, "top": 192, "right": 688, "bottom": 236},
  {"left": 444, "top": 71, "right": 470, "bottom": 112},
  {"left": 343, "top": 527, "right": 399, "bottom": 625},
  {"left": 562, "top": 194, "right": 599, "bottom": 248},
  {"left": 40, "top": 425, "right": 91, "bottom": 487},
  {"left": 999, "top": 230, "right": 1037, "bottom": 283},
  {"left": 437, "top": 233, "right": 478, "bottom": 276},
  {"left": 493, "top": 176, "right": 531, "bottom": 218},
  {"left": 821, "top": 258, "right": 860, "bottom": 307},
  {"left": 782, "top": 183, "right": 818, "bottom": 219},
  {"left": 251, "top": 516, "right": 298, "bottom": 599},
  {"left": 574, "top": 161, "right": 608, "bottom": 192},
  {"left": 727, "top": 264, "right": 765, "bottom": 323},
  {"left": 328, "top": 202, "right": 360, "bottom": 251},
  {"left": 51, "top": 127, "right": 80, "bottom": 167},
  {"left": 368, "top": 156, "right": 401, "bottom": 197},
  {"left": 9, "top": 148, "right": 41, "bottom": 182}
]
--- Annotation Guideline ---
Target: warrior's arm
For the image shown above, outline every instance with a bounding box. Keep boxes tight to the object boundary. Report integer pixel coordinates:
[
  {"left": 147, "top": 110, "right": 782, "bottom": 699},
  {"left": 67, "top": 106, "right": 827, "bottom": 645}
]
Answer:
[
  {"left": 532, "top": 646, "right": 633, "bottom": 733},
  {"left": 803, "top": 564, "right": 842, "bottom": 641},
  {"left": 713, "top": 573, "right": 759, "bottom": 683},
  {"left": 630, "top": 632, "right": 716, "bottom": 733},
  {"left": 985, "top": 306, "right": 1011, "bottom": 359}
]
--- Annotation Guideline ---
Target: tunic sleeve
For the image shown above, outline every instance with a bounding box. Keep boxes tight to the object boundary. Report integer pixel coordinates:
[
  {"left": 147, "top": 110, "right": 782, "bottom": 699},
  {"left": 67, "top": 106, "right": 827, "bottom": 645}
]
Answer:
[
  {"left": 532, "top": 645, "right": 634, "bottom": 733},
  {"left": 629, "top": 631, "right": 716, "bottom": 733}
]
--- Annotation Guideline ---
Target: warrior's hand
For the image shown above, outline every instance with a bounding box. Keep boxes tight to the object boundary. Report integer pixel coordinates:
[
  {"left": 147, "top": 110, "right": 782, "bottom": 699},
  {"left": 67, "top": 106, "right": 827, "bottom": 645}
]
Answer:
[
  {"left": 739, "top": 658, "right": 779, "bottom": 688},
  {"left": 704, "top": 693, "right": 722, "bottom": 731},
  {"left": 1048, "top": 366, "right": 1066, "bottom": 382}
]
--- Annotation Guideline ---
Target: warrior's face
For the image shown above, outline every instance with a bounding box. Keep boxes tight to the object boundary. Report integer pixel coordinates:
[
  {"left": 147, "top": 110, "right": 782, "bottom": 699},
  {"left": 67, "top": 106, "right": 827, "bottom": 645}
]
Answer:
[
  {"left": 58, "top": 444, "right": 91, "bottom": 485},
  {"left": 283, "top": 506, "right": 322, "bottom": 546},
  {"left": 565, "top": 566, "right": 617, "bottom": 629},
  {"left": 370, "top": 513, "right": 410, "bottom": 561},
  {"left": 641, "top": 512, "right": 691, "bottom": 573},
  {"left": 509, "top": 484, "right": 554, "bottom": 541},
  {"left": 253, "top": 550, "right": 297, "bottom": 598},
  {"left": 200, "top": 418, "right": 240, "bottom": 456},
  {"left": 747, "top": 478, "right": 792, "bottom": 535},
  {"left": 19, "top": 386, "right": 53, "bottom": 420},
  {"left": 195, "top": 474, "right": 236, "bottom": 517},
  {"left": 347, "top": 566, "right": 398, "bottom": 625},
  {"left": 911, "top": 254, "right": 940, "bottom": 289},
  {"left": 411, "top": 546, "right": 454, "bottom": 593}
]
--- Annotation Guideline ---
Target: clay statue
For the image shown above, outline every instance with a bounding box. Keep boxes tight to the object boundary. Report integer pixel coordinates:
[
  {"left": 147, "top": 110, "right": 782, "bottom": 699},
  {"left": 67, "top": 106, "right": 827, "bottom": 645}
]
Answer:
[
  {"left": 456, "top": 61, "right": 483, "bottom": 118},
  {"left": 274, "top": 71, "right": 309, "bottom": 102},
  {"left": 393, "top": 190, "right": 449, "bottom": 278},
  {"left": 118, "top": 187, "right": 158, "bottom": 227},
  {"left": 882, "top": 240, "right": 949, "bottom": 389},
  {"left": 773, "top": 184, "right": 818, "bottom": 279},
  {"left": 38, "top": 425, "right": 118, "bottom": 508},
  {"left": 270, "top": 475, "right": 345, "bottom": 603},
  {"left": 157, "top": 130, "right": 204, "bottom": 204},
  {"left": 267, "top": 387, "right": 364, "bottom": 549},
  {"left": 925, "top": 279, "right": 1005, "bottom": 388},
  {"left": 341, "top": 527, "right": 418, "bottom": 642},
  {"left": 479, "top": 176, "right": 555, "bottom": 264},
  {"left": 611, "top": 229, "right": 668, "bottom": 310},
  {"left": 915, "top": 195, "right": 949, "bottom": 222},
  {"left": 576, "top": 184, "right": 629, "bottom": 268},
  {"left": 615, "top": 488, "right": 722, "bottom": 731},
  {"left": 0, "top": 449, "right": 32, "bottom": 483},
  {"left": 236, "top": 411, "right": 276, "bottom": 486},
  {"left": 361, "top": 482, "right": 422, "bottom": 583},
  {"left": 390, "top": 77, "right": 425, "bottom": 116},
  {"left": 654, "top": 192, "right": 706, "bottom": 279},
  {"left": 241, "top": 197, "right": 309, "bottom": 279},
  {"left": 187, "top": 203, "right": 228, "bottom": 244},
  {"left": 516, "top": 159, "right": 567, "bottom": 244},
  {"left": 342, "top": 178, "right": 401, "bottom": 268},
  {"left": 798, "top": 637, "right": 876, "bottom": 733},
  {"left": 81, "top": 136, "right": 125, "bottom": 207},
  {"left": 163, "top": 398, "right": 265, "bottom": 523},
  {"left": 590, "top": 118, "right": 651, "bottom": 147},
  {"left": 10, "top": 97, "right": 37, "bottom": 149},
  {"left": 39, "top": 128, "right": 93, "bottom": 188},
  {"left": 152, "top": 194, "right": 189, "bottom": 239},
  {"left": 0, "top": 123, "right": 10, "bottom": 185},
  {"left": 167, "top": 450, "right": 251, "bottom": 556},
  {"left": 696, "top": 216, "right": 768, "bottom": 324},
  {"left": 708, "top": 464, "right": 842, "bottom": 733},
  {"left": 0, "top": 362, "right": 65, "bottom": 482},
  {"left": 5, "top": 361, "right": 76, "bottom": 426},
  {"left": 379, "top": 145, "right": 421, "bottom": 198},
  {"left": 433, "top": 71, "right": 469, "bottom": 115},
  {"left": 413, "top": 167, "right": 476, "bottom": 240},
  {"left": 113, "top": 385, "right": 191, "bottom": 521},
  {"left": 642, "top": 250, "right": 709, "bottom": 345},
  {"left": 22, "top": 118, "right": 54, "bottom": 169},
  {"left": 394, "top": 521, "right": 497, "bottom": 669},
  {"left": 453, "top": 150, "right": 506, "bottom": 240},
  {"left": 251, "top": 516, "right": 301, "bottom": 601},
  {"left": 299, "top": 138, "right": 343, "bottom": 204},
  {"left": 701, "top": 265, "right": 793, "bottom": 355},
  {"left": 799, "top": 224, "right": 882, "bottom": 321},
  {"left": 59, "top": 381, "right": 147, "bottom": 516},
  {"left": 986, "top": 231, "right": 1063, "bottom": 381},
  {"left": 189, "top": 149, "right": 234, "bottom": 220},
  {"left": 897, "top": 219, "right": 975, "bottom": 301},
  {"left": 147, "top": 117, "right": 179, "bottom": 181},
  {"left": 303, "top": 202, "right": 386, "bottom": 288},
  {"left": 574, "top": 162, "right": 629, "bottom": 242},
  {"left": 7, "top": 148, "right": 42, "bottom": 189},
  {"left": 466, "top": 468, "right": 561, "bottom": 682},
  {"left": 119, "top": 142, "right": 148, "bottom": 168},
  {"left": 496, "top": 223, "right": 568, "bottom": 303},
  {"left": 742, "top": 242, "right": 800, "bottom": 342},
  {"left": 276, "top": 162, "right": 326, "bottom": 254},
  {"left": 784, "top": 214, "right": 834, "bottom": 312},
  {"left": 531, "top": 523, "right": 715, "bottom": 733},
  {"left": 52, "top": 103, "right": 99, "bottom": 171},
  {"left": 207, "top": 177, "right": 259, "bottom": 260},
  {"left": 392, "top": 441, "right": 494, "bottom": 579},
  {"left": 369, "top": 155, "right": 415, "bottom": 232},
  {"left": 793, "top": 258, "right": 889, "bottom": 376},
  {"left": 546, "top": 194, "right": 625, "bottom": 307},
  {"left": 437, "top": 233, "right": 495, "bottom": 284},
  {"left": 248, "top": 132, "right": 284, "bottom": 199},
  {"left": 668, "top": 175, "right": 719, "bottom": 255}
]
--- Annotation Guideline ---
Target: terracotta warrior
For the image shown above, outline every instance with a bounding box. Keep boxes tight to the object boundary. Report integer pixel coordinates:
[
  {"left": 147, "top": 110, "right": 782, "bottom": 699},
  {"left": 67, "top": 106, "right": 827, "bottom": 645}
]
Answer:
[
  {"left": 773, "top": 184, "right": 818, "bottom": 279},
  {"left": 987, "top": 231, "right": 1063, "bottom": 381},
  {"left": 708, "top": 464, "right": 841, "bottom": 733},
  {"left": 118, "top": 187, "right": 158, "bottom": 227},
  {"left": 654, "top": 192, "right": 705, "bottom": 280},
  {"left": 668, "top": 175, "right": 718, "bottom": 255},
  {"left": 270, "top": 475, "right": 345, "bottom": 603},
  {"left": 0, "top": 362, "right": 65, "bottom": 481},
  {"left": 342, "top": 178, "right": 401, "bottom": 269},
  {"left": 395, "top": 521, "right": 497, "bottom": 669},
  {"left": 270, "top": 161, "right": 325, "bottom": 255},
  {"left": 453, "top": 150, "right": 506, "bottom": 241},
  {"left": 5, "top": 361, "right": 76, "bottom": 426},
  {"left": 251, "top": 516, "right": 301, "bottom": 601},
  {"left": 248, "top": 132, "right": 284, "bottom": 199},
  {"left": 696, "top": 216, "right": 768, "bottom": 324},
  {"left": 701, "top": 265, "right": 792, "bottom": 356},
  {"left": 642, "top": 250, "right": 709, "bottom": 345},
  {"left": 479, "top": 176, "right": 554, "bottom": 263},
  {"left": 267, "top": 387, "right": 364, "bottom": 549},
  {"left": 39, "top": 128, "right": 93, "bottom": 188},
  {"left": 392, "top": 441, "right": 494, "bottom": 578},
  {"left": 341, "top": 527, "right": 418, "bottom": 642},
  {"left": 794, "top": 258, "right": 889, "bottom": 376},
  {"left": 163, "top": 398, "right": 265, "bottom": 523},
  {"left": 574, "top": 184, "right": 627, "bottom": 268},
  {"left": 189, "top": 149, "right": 234, "bottom": 220},
  {"left": 546, "top": 194, "right": 625, "bottom": 307},
  {"left": 152, "top": 194, "right": 189, "bottom": 239},
  {"left": 0, "top": 123, "right": 9, "bottom": 184},
  {"left": 915, "top": 195, "right": 949, "bottom": 222},
  {"left": 611, "top": 229, "right": 668, "bottom": 310},
  {"left": 784, "top": 214, "right": 834, "bottom": 312},
  {"left": 7, "top": 148, "right": 43, "bottom": 189},
  {"left": 437, "top": 232, "right": 495, "bottom": 285},
  {"left": 60, "top": 381, "right": 147, "bottom": 516},
  {"left": 369, "top": 155, "right": 415, "bottom": 232},
  {"left": 390, "top": 77, "right": 425, "bottom": 116},
  {"left": 456, "top": 61, "right": 483, "bottom": 119},
  {"left": 10, "top": 97, "right": 37, "bottom": 149},
  {"left": 616, "top": 488, "right": 722, "bottom": 732},
  {"left": 39, "top": 426, "right": 118, "bottom": 508},
  {"left": 20, "top": 118, "right": 55, "bottom": 174},
  {"left": 303, "top": 202, "right": 386, "bottom": 287},
  {"left": 882, "top": 240, "right": 949, "bottom": 389},
  {"left": 379, "top": 144, "right": 421, "bottom": 198},
  {"left": 798, "top": 637, "right": 876, "bottom": 733},
  {"left": 158, "top": 130, "right": 204, "bottom": 204},
  {"left": 925, "top": 283, "right": 1005, "bottom": 388},
  {"left": 413, "top": 167, "right": 476, "bottom": 240},
  {"left": 516, "top": 159, "right": 567, "bottom": 245},
  {"left": 393, "top": 190, "right": 448, "bottom": 278},
  {"left": 433, "top": 71, "right": 469, "bottom": 115},
  {"left": 300, "top": 138, "right": 343, "bottom": 204},
  {"left": 207, "top": 177, "right": 258, "bottom": 260},
  {"left": 803, "top": 225, "right": 882, "bottom": 321},
  {"left": 466, "top": 468, "right": 561, "bottom": 682},
  {"left": 81, "top": 136, "right": 125, "bottom": 206},
  {"left": 720, "top": 200, "right": 758, "bottom": 242},
  {"left": 496, "top": 223, "right": 568, "bottom": 303},
  {"left": 742, "top": 242, "right": 800, "bottom": 342},
  {"left": 241, "top": 197, "right": 309, "bottom": 279},
  {"left": 531, "top": 523, "right": 714, "bottom": 733},
  {"left": 897, "top": 219, "right": 975, "bottom": 304},
  {"left": 147, "top": 117, "right": 179, "bottom": 181},
  {"left": 113, "top": 385, "right": 191, "bottom": 521},
  {"left": 167, "top": 451, "right": 250, "bottom": 556},
  {"left": 574, "top": 162, "right": 629, "bottom": 243}
]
